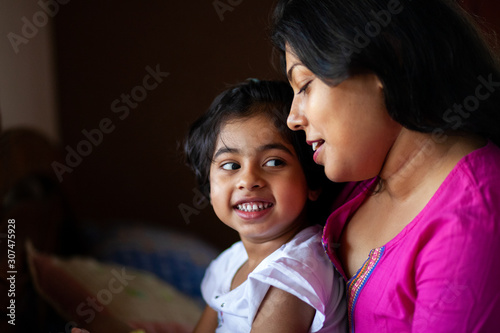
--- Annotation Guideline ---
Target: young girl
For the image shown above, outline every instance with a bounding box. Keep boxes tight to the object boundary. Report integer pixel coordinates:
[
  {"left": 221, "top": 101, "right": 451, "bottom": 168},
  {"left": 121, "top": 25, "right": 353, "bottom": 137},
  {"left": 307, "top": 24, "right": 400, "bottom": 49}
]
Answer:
[{"left": 183, "top": 79, "right": 346, "bottom": 333}]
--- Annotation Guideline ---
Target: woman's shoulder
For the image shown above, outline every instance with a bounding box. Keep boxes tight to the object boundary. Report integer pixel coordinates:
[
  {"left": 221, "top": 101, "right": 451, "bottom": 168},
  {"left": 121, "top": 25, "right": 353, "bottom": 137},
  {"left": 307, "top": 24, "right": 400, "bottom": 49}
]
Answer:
[
  {"left": 458, "top": 140, "right": 500, "bottom": 178},
  {"left": 409, "top": 141, "right": 500, "bottom": 237},
  {"left": 441, "top": 140, "right": 500, "bottom": 203}
]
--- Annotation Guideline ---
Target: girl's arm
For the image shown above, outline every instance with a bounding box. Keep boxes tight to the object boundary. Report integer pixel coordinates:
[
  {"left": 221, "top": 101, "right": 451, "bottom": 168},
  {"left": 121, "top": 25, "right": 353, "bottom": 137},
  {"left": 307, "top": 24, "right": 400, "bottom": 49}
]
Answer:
[
  {"left": 251, "top": 286, "right": 315, "bottom": 333},
  {"left": 193, "top": 305, "right": 219, "bottom": 333}
]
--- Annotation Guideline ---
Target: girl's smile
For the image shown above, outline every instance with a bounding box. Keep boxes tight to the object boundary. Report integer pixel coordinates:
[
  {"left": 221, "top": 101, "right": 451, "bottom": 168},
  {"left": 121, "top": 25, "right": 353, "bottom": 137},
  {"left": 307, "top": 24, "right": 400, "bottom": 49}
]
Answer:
[{"left": 209, "top": 113, "right": 316, "bottom": 245}]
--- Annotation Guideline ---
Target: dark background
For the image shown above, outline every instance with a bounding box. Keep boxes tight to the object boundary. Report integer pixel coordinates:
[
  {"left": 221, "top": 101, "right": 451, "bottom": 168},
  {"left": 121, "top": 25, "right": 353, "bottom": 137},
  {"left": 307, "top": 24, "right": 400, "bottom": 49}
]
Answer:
[
  {"left": 53, "top": 0, "right": 283, "bottom": 250},
  {"left": 1, "top": 1, "right": 499, "bottom": 332},
  {"left": 48, "top": 0, "right": 500, "bottom": 251}
]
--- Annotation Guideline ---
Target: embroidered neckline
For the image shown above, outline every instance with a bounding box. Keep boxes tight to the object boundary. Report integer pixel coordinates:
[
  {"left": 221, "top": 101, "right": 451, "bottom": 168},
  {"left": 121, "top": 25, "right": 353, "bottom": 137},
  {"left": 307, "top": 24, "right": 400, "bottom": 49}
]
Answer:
[{"left": 346, "top": 246, "right": 385, "bottom": 333}]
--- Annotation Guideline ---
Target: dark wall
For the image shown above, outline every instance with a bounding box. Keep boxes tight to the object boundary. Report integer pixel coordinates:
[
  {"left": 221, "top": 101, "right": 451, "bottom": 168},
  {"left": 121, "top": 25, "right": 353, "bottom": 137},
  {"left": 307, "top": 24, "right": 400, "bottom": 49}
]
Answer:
[
  {"left": 462, "top": 0, "right": 500, "bottom": 39},
  {"left": 53, "top": 1, "right": 282, "bottom": 250}
]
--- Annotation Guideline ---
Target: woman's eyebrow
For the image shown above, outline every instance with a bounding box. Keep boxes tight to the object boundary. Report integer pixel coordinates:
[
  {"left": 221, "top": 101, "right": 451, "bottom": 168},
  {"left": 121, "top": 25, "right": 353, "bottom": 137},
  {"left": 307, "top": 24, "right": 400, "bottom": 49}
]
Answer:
[{"left": 287, "top": 63, "right": 300, "bottom": 82}]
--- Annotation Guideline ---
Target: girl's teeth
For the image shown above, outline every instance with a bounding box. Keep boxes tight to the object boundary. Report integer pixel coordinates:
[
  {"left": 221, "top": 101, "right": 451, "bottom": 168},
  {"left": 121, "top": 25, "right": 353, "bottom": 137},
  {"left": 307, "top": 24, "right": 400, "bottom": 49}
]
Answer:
[{"left": 237, "top": 202, "right": 272, "bottom": 212}]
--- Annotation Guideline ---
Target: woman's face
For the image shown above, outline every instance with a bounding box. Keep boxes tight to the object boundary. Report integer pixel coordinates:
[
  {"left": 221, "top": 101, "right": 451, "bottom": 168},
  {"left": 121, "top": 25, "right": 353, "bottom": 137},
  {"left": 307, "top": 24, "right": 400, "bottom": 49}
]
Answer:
[{"left": 285, "top": 49, "right": 402, "bottom": 182}]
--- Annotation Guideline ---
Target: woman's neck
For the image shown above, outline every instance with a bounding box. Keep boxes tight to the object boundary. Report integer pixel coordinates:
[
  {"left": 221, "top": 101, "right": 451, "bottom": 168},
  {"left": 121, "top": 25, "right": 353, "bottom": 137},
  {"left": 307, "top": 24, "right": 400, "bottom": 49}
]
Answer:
[{"left": 379, "top": 129, "right": 486, "bottom": 201}]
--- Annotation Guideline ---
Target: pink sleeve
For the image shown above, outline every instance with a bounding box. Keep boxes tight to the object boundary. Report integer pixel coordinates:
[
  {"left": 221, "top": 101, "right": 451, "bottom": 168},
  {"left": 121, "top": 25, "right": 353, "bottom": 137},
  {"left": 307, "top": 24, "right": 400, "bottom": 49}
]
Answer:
[{"left": 412, "top": 210, "right": 500, "bottom": 332}]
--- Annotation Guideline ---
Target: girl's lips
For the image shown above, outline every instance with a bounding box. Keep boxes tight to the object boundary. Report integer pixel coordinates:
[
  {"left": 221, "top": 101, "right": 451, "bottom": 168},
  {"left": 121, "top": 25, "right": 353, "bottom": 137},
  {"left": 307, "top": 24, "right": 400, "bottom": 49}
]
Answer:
[
  {"left": 235, "top": 208, "right": 272, "bottom": 220},
  {"left": 233, "top": 201, "right": 274, "bottom": 220}
]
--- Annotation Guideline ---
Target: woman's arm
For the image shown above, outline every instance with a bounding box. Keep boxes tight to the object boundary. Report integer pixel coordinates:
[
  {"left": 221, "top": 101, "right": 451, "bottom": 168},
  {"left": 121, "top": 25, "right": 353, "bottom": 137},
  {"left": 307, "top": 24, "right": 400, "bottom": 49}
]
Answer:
[
  {"left": 251, "top": 286, "right": 315, "bottom": 333},
  {"left": 193, "top": 305, "right": 219, "bottom": 333}
]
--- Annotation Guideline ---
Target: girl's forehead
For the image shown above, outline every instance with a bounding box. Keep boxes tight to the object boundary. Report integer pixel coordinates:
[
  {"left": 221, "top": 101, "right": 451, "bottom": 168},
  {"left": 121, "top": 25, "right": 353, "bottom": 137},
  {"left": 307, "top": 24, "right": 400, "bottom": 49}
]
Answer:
[
  {"left": 220, "top": 114, "right": 285, "bottom": 141},
  {"left": 214, "top": 114, "right": 295, "bottom": 153}
]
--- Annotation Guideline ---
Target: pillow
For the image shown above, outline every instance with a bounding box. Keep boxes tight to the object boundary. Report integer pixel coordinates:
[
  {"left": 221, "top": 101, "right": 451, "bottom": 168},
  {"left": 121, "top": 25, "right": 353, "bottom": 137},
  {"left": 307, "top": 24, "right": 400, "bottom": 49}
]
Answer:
[
  {"left": 81, "top": 221, "right": 220, "bottom": 305},
  {"left": 27, "top": 242, "right": 203, "bottom": 333}
]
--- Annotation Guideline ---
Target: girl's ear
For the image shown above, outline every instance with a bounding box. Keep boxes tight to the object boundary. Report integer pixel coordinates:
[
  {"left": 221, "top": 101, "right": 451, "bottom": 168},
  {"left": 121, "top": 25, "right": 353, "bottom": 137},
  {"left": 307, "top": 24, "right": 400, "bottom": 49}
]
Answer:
[{"left": 308, "top": 188, "right": 321, "bottom": 201}]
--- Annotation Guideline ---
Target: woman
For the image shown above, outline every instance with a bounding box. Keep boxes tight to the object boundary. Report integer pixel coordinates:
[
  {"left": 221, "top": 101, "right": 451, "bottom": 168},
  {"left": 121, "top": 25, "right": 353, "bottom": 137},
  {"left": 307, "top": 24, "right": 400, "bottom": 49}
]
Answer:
[{"left": 271, "top": 0, "right": 500, "bottom": 332}]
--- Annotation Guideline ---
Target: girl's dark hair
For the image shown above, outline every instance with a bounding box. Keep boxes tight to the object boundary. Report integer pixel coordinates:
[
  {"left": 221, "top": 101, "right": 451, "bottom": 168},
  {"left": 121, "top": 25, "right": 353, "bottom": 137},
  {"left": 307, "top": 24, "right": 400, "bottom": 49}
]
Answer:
[
  {"left": 184, "top": 79, "right": 341, "bottom": 223},
  {"left": 271, "top": 0, "right": 500, "bottom": 145}
]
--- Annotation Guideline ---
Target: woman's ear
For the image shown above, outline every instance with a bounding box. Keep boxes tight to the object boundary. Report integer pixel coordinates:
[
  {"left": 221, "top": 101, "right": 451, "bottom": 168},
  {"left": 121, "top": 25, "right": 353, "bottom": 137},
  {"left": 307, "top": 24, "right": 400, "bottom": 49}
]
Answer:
[
  {"left": 308, "top": 188, "right": 321, "bottom": 202},
  {"left": 375, "top": 73, "right": 384, "bottom": 91}
]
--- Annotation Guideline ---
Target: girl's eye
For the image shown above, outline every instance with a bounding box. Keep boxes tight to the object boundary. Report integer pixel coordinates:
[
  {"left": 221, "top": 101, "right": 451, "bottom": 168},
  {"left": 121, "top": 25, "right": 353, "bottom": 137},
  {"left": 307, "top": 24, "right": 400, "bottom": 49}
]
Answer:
[
  {"left": 221, "top": 162, "right": 240, "bottom": 170},
  {"left": 265, "top": 159, "right": 285, "bottom": 167},
  {"left": 297, "top": 81, "right": 311, "bottom": 95}
]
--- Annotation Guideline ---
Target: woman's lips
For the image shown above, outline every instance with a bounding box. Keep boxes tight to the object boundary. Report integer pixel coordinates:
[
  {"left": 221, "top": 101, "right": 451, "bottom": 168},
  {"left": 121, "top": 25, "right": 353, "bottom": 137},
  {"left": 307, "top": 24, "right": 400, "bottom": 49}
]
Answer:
[
  {"left": 308, "top": 140, "right": 325, "bottom": 164},
  {"left": 313, "top": 147, "right": 322, "bottom": 164}
]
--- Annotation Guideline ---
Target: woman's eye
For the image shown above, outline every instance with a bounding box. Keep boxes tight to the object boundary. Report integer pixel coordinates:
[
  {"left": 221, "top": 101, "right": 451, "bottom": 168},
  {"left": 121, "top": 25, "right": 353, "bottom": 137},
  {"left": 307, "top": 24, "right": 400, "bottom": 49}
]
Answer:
[
  {"left": 265, "top": 159, "right": 285, "bottom": 167},
  {"left": 221, "top": 162, "right": 240, "bottom": 170},
  {"left": 298, "top": 81, "right": 311, "bottom": 95}
]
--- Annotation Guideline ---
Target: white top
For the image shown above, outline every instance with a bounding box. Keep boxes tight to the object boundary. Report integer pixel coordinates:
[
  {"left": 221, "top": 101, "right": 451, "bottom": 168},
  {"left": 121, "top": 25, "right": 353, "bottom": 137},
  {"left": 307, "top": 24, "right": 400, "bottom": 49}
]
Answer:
[{"left": 201, "top": 225, "right": 347, "bottom": 333}]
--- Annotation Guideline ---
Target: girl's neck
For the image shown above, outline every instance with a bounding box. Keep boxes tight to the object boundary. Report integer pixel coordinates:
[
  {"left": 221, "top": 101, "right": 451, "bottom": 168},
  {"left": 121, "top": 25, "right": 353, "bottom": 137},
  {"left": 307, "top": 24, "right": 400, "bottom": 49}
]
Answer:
[
  {"left": 231, "top": 222, "right": 306, "bottom": 291},
  {"left": 240, "top": 219, "right": 307, "bottom": 270}
]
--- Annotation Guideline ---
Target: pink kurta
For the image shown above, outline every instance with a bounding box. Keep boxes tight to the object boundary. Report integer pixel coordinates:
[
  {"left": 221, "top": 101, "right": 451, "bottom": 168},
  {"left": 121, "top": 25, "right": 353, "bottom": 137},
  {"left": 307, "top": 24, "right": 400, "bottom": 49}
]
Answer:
[{"left": 323, "top": 141, "right": 500, "bottom": 332}]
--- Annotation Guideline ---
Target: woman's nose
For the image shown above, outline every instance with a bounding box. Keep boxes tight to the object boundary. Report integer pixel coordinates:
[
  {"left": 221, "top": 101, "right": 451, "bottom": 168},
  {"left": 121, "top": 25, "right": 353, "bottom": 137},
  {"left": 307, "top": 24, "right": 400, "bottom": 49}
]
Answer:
[
  {"left": 287, "top": 100, "right": 307, "bottom": 131},
  {"left": 237, "top": 166, "right": 264, "bottom": 190}
]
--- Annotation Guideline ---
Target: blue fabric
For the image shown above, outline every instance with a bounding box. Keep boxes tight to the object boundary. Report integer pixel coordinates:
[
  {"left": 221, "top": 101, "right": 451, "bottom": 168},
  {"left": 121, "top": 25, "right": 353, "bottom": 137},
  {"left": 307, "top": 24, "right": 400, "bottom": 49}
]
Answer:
[{"left": 81, "top": 220, "right": 219, "bottom": 304}]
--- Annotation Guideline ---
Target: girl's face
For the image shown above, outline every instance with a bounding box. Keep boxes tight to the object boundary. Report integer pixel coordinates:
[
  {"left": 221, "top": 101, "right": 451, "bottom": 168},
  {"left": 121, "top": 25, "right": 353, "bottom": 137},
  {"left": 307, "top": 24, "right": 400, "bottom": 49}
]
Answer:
[
  {"left": 209, "top": 113, "right": 316, "bottom": 245},
  {"left": 285, "top": 50, "right": 402, "bottom": 182}
]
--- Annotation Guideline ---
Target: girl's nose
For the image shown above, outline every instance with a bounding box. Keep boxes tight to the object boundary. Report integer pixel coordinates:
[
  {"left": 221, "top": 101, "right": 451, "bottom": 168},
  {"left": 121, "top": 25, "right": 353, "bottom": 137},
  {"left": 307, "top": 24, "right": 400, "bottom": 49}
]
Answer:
[
  {"left": 287, "top": 99, "right": 307, "bottom": 131},
  {"left": 237, "top": 167, "right": 264, "bottom": 190}
]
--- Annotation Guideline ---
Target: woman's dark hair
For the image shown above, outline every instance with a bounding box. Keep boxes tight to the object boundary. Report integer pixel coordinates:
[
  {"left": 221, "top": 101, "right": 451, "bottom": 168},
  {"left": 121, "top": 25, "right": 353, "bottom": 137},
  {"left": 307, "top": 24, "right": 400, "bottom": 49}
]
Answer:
[
  {"left": 184, "top": 79, "right": 341, "bottom": 223},
  {"left": 271, "top": 0, "right": 500, "bottom": 145}
]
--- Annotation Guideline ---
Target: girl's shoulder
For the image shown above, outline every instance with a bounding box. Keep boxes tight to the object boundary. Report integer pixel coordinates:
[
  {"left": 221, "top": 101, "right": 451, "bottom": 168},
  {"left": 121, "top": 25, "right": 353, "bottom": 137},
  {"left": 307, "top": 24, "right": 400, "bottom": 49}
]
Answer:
[
  {"left": 203, "top": 240, "right": 247, "bottom": 286},
  {"left": 255, "top": 225, "right": 334, "bottom": 281}
]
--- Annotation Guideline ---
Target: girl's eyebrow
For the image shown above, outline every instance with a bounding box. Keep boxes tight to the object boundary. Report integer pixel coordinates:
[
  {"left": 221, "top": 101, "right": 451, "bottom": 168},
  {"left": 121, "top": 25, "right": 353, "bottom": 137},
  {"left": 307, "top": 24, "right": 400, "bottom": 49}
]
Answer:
[
  {"left": 213, "top": 143, "right": 293, "bottom": 159},
  {"left": 258, "top": 143, "right": 293, "bottom": 156},
  {"left": 213, "top": 146, "right": 238, "bottom": 159}
]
